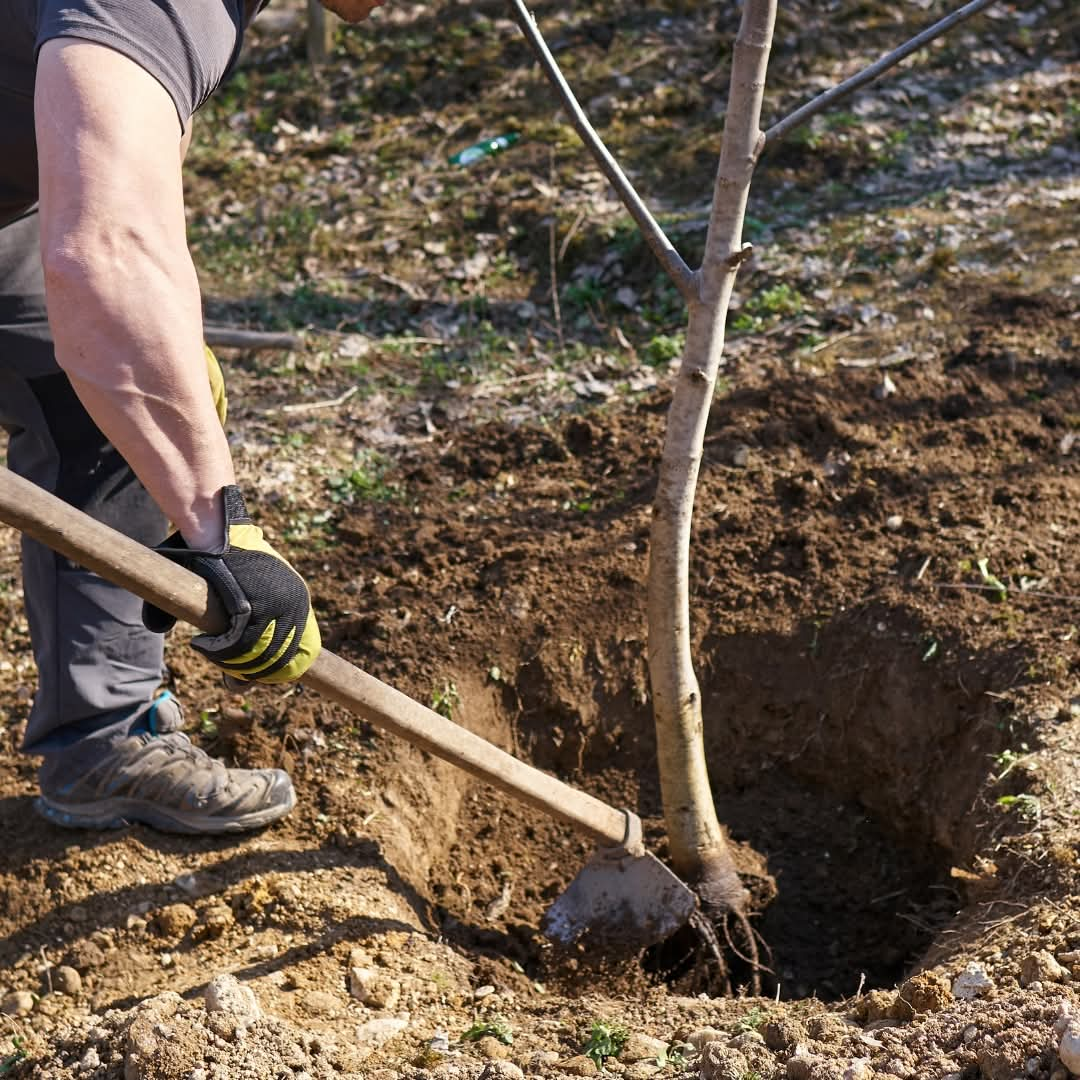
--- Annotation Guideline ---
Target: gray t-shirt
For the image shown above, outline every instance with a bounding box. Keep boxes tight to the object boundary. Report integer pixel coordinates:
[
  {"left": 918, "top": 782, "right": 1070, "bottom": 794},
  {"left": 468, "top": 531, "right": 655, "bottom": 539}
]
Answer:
[{"left": 0, "top": 0, "right": 256, "bottom": 229}]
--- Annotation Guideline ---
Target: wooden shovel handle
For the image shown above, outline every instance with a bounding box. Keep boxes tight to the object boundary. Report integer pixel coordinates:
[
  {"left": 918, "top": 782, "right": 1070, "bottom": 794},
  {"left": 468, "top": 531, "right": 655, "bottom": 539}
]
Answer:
[{"left": 0, "top": 468, "right": 629, "bottom": 847}]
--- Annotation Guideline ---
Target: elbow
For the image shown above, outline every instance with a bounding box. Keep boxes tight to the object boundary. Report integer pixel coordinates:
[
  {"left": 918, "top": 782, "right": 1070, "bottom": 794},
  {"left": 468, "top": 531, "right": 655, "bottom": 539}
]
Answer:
[{"left": 41, "top": 235, "right": 118, "bottom": 312}]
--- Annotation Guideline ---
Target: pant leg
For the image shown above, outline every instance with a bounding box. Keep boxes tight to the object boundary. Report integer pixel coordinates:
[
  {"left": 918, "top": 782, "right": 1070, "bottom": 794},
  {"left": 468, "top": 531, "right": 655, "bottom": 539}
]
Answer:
[{"left": 0, "top": 208, "right": 170, "bottom": 757}]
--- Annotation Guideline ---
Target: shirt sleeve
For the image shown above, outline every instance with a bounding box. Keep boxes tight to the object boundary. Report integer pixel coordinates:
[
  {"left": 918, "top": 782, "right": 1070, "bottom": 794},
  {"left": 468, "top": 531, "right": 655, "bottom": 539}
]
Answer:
[{"left": 35, "top": 0, "right": 244, "bottom": 126}]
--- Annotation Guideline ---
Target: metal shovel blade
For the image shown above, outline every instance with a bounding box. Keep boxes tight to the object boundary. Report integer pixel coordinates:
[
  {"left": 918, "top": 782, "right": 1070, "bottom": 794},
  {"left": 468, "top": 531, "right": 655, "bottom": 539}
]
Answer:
[{"left": 542, "top": 847, "right": 698, "bottom": 949}]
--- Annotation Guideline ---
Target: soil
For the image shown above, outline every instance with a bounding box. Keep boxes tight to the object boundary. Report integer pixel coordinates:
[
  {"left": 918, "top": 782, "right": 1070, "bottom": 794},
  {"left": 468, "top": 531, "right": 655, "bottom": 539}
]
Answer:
[{"left": 1, "top": 0, "right": 1079, "bottom": 1077}]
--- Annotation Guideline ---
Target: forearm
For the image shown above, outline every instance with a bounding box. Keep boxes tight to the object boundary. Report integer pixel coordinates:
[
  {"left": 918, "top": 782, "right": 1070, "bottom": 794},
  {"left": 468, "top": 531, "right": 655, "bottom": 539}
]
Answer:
[
  {"left": 36, "top": 40, "right": 232, "bottom": 549},
  {"left": 43, "top": 235, "right": 234, "bottom": 548}
]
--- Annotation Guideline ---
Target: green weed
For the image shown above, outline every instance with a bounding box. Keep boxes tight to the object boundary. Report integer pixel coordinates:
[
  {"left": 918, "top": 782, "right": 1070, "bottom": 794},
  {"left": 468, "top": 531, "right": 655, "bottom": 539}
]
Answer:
[
  {"left": 461, "top": 1015, "right": 514, "bottom": 1045},
  {"left": 732, "top": 1005, "right": 768, "bottom": 1034},
  {"left": 327, "top": 451, "right": 400, "bottom": 504},
  {"left": 583, "top": 1021, "right": 630, "bottom": 1066},
  {"left": 644, "top": 333, "right": 685, "bottom": 366},
  {"left": 0, "top": 1037, "right": 26, "bottom": 1076},
  {"left": 996, "top": 794, "right": 1040, "bottom": 822},
  {"left": 431, "top": 682, "right": 460, "bottom": 720}
]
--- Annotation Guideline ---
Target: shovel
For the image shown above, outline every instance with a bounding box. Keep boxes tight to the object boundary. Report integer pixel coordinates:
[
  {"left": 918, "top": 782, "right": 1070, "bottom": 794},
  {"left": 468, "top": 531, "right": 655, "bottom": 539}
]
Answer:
[{"left": 0, "top": 466, "right": 697, "bottom": 949}]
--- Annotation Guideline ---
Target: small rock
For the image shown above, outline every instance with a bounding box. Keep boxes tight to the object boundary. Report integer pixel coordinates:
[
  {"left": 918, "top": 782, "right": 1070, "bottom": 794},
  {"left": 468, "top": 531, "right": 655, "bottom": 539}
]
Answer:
[
  {"left": 787, "top": 1053, "right": 814, "bottom": 1080},
  {"left": 686, "top": 1028, "right": 724, "bottom": 1052},
  {"left": 355, "top": 1016, "right": 409, "bottom": 1050},
  {"left": 620, "top": 1033, "right": 667, "bottom": 1064},
  {"left": 885, "top": 514, "right": 903, "bottom": 531},
  {"left": 896, "top": 971, "right": 952, "bottom": 1015},
  {"left": 764, "top": 1017, "right": 807, "bottom": 1052},
  {"left": 873, "top": 373, "right": 897, "bottom": 400},
  {"left": 952, "top": 963, "right": 995, "bottom": 1000},
  {"left": 349, "top": 967, "right": 401, "bottom": 1010},
  {"left": 79, "top": 1046, "right": 101, "bottom": 1072},
  {"left": 172, "top": 872, "right": 200, "bottom": 896},
  {"left": 67, "top": 940, "right": 106, "bottom": 971},
  {"left": 558, "top": 1055, "right": 599, "bottom": 1076},
  {"left": 1, "top": 990, "right": 35, "bottom": 1016},
  {"left": 191, "top": 905, "right": 233, "bottom": 942},
  {"left": 51, "top": 966, "right": 82, "bottom": 995},
  {"left": 731, "top": 445, "right": 751, "bottom": 468},
  {"left": 152, "top": 904, "right": 197, "bottom": 939},
  {"left": 700, "top": 1044, "right": 748, "bottom": 1080},
  {"left": 624, "top": 1065, "right": 659, "bottom": 1080},
  {"left": 429, "top": 1030, "right": 451, "bottom": 1053},
  {"left": 476, "top": 1036, "right": 511, "bottom": 1061},
  {"left": 529, "top": 1050, "right": 561, "bottom": 1070},
  {"left": 479, "top": 1062, "right": 525, "bottom": 1080},
  {"left": 204, "top": 974, "right": 261, "bottom": 1023},
  {"left": 844, "top": 1059, "right": 872, "bottom": 1080},
  {"left": 857, "top": 989, "right": 897, "bottom": 1023},
  {"left": 1021, "top": 950, "right": 1067, "bottom": 986},
  {"left": 1059, "top": 1021, "right": 1080, "bottom": 1074},
  {"left": 301, "top": 990, "right": 342, "bottom": 1018},
  {"left": 474, "top": 985, "right": 496, "bottom": 1000}
]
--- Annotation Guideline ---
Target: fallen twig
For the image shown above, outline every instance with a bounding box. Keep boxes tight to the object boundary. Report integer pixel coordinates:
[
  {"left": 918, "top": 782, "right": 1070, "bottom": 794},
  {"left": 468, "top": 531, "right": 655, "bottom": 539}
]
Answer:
[{"left": 279, "top": 385, "right": 360, "bottom": 414}]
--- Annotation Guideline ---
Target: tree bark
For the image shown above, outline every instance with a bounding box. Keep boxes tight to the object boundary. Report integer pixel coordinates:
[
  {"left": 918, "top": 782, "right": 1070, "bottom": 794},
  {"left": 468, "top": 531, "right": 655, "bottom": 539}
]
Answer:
[{"left": 646, "top": 0, "right": 777, "bottom": 906}]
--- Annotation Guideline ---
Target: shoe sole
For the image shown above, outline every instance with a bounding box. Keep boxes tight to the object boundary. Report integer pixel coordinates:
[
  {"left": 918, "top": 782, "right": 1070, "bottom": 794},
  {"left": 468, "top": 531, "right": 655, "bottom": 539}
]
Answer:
[{"left": 34, "top": 788, "right": 296, "bottom": 835}]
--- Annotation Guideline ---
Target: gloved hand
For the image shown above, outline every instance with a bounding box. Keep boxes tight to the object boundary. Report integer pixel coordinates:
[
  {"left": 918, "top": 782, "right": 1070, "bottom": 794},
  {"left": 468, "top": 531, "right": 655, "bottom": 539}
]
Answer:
[{"left": 143, "top": 486, "right": 321, "bottom": 684}]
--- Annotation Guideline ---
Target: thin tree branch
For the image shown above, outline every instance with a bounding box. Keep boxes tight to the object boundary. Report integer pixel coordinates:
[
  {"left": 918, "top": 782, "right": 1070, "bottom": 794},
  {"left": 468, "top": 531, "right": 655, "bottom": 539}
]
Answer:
[
  {"left": 508, "top": 0, "right": 697, "bottom": 302},
  {"left": 764, "top": 0, "right": 998, "bottom": 148}
]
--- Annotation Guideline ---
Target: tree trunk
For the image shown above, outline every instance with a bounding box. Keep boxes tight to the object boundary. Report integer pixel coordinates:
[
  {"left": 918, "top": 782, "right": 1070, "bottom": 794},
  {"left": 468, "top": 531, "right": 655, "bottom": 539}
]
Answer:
[{"left": 647, "top": 0, "right": 777, "bottom": 908}]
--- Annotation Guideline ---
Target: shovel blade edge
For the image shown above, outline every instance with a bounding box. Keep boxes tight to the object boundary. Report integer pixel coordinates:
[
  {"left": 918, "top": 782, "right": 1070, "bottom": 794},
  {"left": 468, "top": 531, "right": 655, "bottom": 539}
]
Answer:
[{"left": 542, "top": 850, "right": 697, "bottom": 949}]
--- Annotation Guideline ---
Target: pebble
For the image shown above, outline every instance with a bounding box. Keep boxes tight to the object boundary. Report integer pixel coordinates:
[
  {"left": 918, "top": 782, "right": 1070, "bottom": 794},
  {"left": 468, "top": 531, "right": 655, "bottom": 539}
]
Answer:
[
  {"left": 476, "top": 1036, "right": 511, "bottom": 1061},
  {"left": 731, "top": 445, "right": 751, "bottom": 468},
  {"left": 474, "top": 984, "right": 496, "bottom": 999},
  {"left": 686, "top": 1028, "right": 725, "bottom": 1051},
  {"left": 873, "top": 373, "right": 898, "bottom": 400},
  {"left": 623, "top": 1065, "right": 659, "bottom": 1080},
  {"left": 78, "top": 1047, "right": 100, "bottom": 1071},
  {"left": 478, "top": 1062, "right": 524, "bottom": 1080},
  {"left": 301, "top": 990, "right": 342, "bottom": 1018},
  {"left": 204, "top": 973, "right": 261, "bottom": 1023},
  {"left": 1021, "top": 950, "right": 1067, "bottom": 986},
  {"left": 173, "top": 872, "right": 200, "bottom": 896},
  {"left": 764, "top": 1017, "right": 807, "bottom": 1052},
  {"left": 558, "top": 1055, "right": 599, "bottom": 1076},
  {"left": 51, "top": 966, "right": 82, "bottom": 995},
  {"left": 885, "top": 513, "right": 903, "bottom": 531},
  {"left": 952, "top": 962, "right": 995, "bottom": 1000},
  {"left": 529, "top": 1050, "right": 561, "bottom": 1070},
  {"left": 700, "top": 1045, "right": 748, "bottom": 1080},
  {"left": 844, "top": 1059, "right": 873, "bottom": 1080},
  {"left": 152, "top": 903, "right": 197, "bottom": 939},
  {"left": 619, "top": 1033, "right": 667, "bottom": 1064},
  {"left": 1, "top": 990, "right": 35, "bottom": 1016},
  {"left": 355, "top": 1016, "right": 409, "bottom": 1049},
  {"left": 1059, "top": 1021, "right": 1080, "bottom": 1074},
  {"left": 349, "top": 967, "right": 401, "bottom": 1010}
]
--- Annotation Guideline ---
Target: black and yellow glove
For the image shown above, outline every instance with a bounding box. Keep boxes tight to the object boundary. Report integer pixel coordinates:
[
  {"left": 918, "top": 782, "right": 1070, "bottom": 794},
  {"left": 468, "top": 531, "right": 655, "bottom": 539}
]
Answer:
[
  {"left": 144, "top": 486, "right": 321, "bottom": 684},
  {"left": 205, "top": 344, "right": 228, "bottom": 426}
]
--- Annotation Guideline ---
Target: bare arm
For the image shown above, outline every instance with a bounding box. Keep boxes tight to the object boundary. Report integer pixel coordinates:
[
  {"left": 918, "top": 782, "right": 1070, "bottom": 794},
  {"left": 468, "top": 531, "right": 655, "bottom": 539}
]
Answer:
[{"left": 35, "top": 39, "right": 232, "bottom": 549}]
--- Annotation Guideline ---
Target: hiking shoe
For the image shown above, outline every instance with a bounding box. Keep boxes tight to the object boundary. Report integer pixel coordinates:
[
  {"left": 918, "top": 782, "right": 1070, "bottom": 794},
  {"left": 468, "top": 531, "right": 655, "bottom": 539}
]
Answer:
[{"left": 35, "top": 694, "right": 295, "bottom": 834}]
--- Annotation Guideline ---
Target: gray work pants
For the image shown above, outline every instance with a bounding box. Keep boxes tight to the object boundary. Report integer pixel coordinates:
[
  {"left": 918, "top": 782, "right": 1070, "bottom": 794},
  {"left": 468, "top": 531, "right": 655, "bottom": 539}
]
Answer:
[{"left": 0, "top": 209, "right": 169, "bottom": 760}]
